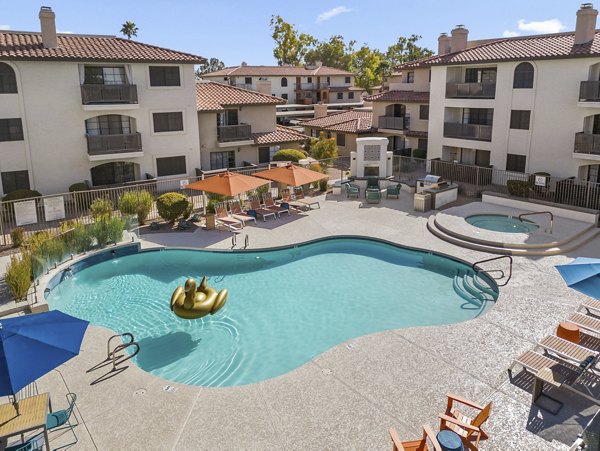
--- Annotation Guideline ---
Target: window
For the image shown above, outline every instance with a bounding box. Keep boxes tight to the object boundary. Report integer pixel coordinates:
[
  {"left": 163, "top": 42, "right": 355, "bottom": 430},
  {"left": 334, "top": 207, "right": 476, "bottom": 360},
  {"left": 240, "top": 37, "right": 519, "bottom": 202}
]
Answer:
[
  {"left": 149, "top": 66, "right": 181, "bottom": 86},
  {"left": 84, "top": 66, "right": 126, "bottom": 85},
  {"left": 465, "top": 68, "right": 497, "bottom": 84},
  {"left": 0, "top": 118, "right": 24, "bottom": 141},
  {"left": 336, "top": 133, "right": 346, "bottom": 146},
  {"left": 337, "top": 92, "right": 343, "bottom": 100},
  {"left": 217, "top": 109, "right": 238, "bottom": 127},
  {"left": 345, "top": 76, "right": 351, "bottom": 84},
  {"left": 348, "top": 92, "right": 354, "bottom": 100},
  {"left": 463, "top": 108, "right": 493, "bottom": 126},
  {"left": 475, "top": 149, "right": 490, "bottom": 166},
  {"left": 417, "top": 139, "right": 428, "bottom": 151},
  {"left": 406, "top": 72, "right": 415, "bottom": 83},
  {"left": 153, "top": 112, "right": 184, "bottom": 133},
  {"left": 156, "top": 156, "right": 186, "bottom": 177},
  {"left": 307, "top": 77, "right": 312, "bottom": 83},
  {"left": 419, "top": 105, "right": 429, "bottom": 120},
  {"left": 513, "top": 62, "right": 534, "bottom": 89},
  {"left": 510, "top": 110, "right": 531, "bottom": 130},
  {"left": 244, "top": 77, "right": 252, "bottom": 85},
  {"left": 281, "top": 93, "right": 288, "bottom": 100},
  {"left": 210, "top": 151, "right": 235, "bottom": 170},
  {"left": 86, "top": 115, "right": 131, "bottom": 135},
  {"left": 281, "top": 77, "right": 287, "bottom": 87},
  {"left": 327, "top": 76, "right": 331, "bottom": 84},
  {"left": 91, "top": 162, "right": 136, "bottom": 186},
  {"left": 506, "top": 153, "right": 526, "bottom": 172},
  {"left": 326, "top": 131, "right": 332, "bottom": 139},
  {"left": 1, "top": 170, "right": 29, "bottom": 194},
  {"left": 258, "top": 147, "right": 271, "bottom": 164},
  {"left": 0, "top": 63, "right": 17, "bottom": 93}
]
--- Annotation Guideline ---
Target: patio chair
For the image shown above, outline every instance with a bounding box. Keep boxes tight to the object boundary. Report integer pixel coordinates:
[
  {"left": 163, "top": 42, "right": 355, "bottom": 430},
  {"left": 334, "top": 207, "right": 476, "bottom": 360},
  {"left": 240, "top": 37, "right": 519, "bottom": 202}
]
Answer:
[
  {"left": 389, "top": 425, "right": 442, "bottom": 451},
  {"left": 46, "top": 392, "right": 78, "bottom": 448},
  {"left": 262, "top": 192, "right": 290, "bottom": 217},
  {"left": 535, "top": 335, "right": 600, "bottom": 370},
  {"left": 438, "top": 393, "right": 491, "bottom": 450},
  {"left": 366, "top": 177, "right": 380, "bottom": 191},
  {"left": 345, "top": 183, "right": 360, "bottom": 198},
  {"left": 579, "top": 298, "right": 600, "bottom": 316},
  {"left": 280, "top": 189, "right": 307, "bottom": 211},
  {"left": 229, "top": 200, "right": 256, "bottom": 226},
  {"left": 568, "top": 312, "right": 600, "bottom": 335},
  {"left": 365, "top": 188, "right": 381, "bottom": 204},
  {"left": 248, "top": 196, "right": 277, "bottom": 221},
  {"left": 5, "top": 437, "right": 43, "bottom": 451},
  {"left": 294, "top": 187, "right": 320, "bottom": 209},
  {"left": 386, "top": 183, "right": 402, "bottom": 199},
  {"left": 215, "top": 205, "right": 243, "bottom": 231}
]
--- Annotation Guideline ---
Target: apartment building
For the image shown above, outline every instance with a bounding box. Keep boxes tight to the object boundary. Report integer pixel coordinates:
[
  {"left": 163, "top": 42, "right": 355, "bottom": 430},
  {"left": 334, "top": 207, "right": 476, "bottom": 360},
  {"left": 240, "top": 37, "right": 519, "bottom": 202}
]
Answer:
[
  {"left": 397, "top": 3, "right": 600, "bottom": 184},
  {"left": 0, "top": 7, "right": 203, "bottom": 196},
  {"left": 202, "top": 64, "right": 358, "bottom": 104},
  {"left": 196, "top": 82, "right": 308, "bottom": 170}
]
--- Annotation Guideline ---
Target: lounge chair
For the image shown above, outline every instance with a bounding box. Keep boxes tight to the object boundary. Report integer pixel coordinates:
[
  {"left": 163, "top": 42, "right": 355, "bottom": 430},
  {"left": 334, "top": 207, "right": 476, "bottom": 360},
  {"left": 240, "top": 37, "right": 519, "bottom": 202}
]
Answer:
[
  {"left": 46, "top": 392, "right": 78, "bottom": 448},
  {"left": 389, "top": 424, "right": 442, "bottom": 451},
  {"left": 294, "top": 187, "right": 320, "bottom": 209},
  {"left": 262, "top": 192, "right": 290, "bottom": 217},
  {"left": 229, "top": 200, "right": 256, "bottom": 226},
  {"left": 535, "top": 335, "right": 600, "bottom": 369},
  {"left": 215, "top": 205, "right": 243, "bottom": 231},
  {"left": 568, "top": 312, "right": 600, "bottom": 335},
  {"left": 386, "top": 183, "right": 402, "bottom": 199},
  {"left": 248, "top": 196, "right": 277, "bottom": 221},
  {"left": 579, "top": 298, "right": 600, "bottom": 316},
  {"left": 5, "top": 438, "right": 42, "bottom": 451},
  {"left": 280, "top": 189, "right": 307, "bottom": 211},
  {"left": 438, "top": 393, "right": 491, "bottom": 450},
  {"left": 365, "top": 188, "right": 381, "bottom": 204},
  {"left": 345, "top": 183, "right": 360, "bottom": 198},
  {"left": 366, "top": 177, "right": 380, "bottom": 191}
]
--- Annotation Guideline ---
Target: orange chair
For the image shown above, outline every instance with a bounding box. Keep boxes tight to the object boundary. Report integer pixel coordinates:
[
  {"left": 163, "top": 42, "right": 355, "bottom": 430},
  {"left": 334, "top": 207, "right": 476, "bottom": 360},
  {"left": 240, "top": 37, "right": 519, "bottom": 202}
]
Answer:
[
  {"left": 439, "top": 393, "right": 492, "bottom": 450},
  {"left": 389, "top": 425, "right": 441, "bottom": 451}
]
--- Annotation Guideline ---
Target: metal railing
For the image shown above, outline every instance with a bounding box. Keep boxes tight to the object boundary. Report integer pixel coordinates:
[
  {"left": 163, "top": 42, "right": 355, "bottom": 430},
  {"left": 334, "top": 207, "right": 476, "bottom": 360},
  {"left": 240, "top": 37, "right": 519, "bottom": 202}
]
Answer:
[
  {"left": 80, "top": 84, "right": 138, "bottom": 104},
  {"left": 378, "top": 116, "right": 406, "bottom": 130},
  {"left": 574, "top": 132, "right": 600, "bottom": 155},
  {"left": 518, "top": 211, "right": 554, "bottom": 234},
  {"left": 86, "top": 132, "right": 142, "bottom": 156},
  {"left": 579, "top": 81, "right": 600, "bottom": 102},
  {"left": 472, "top": 255, "right": 513, "bottom": 287},
  {"left": 445, "top": 82, "right": 496, "bottom": 98},
  {"left": 295, "top": 82, "right": 329, "bottom": 90},
  {"left": 443, "top": 122, "right": 493, "bottom": 141},
  {"left": 231, "top": 83, "right": 252, "bottom": 90},
  {"left": 217, "top": 124, "right": 252, "bottom": 142}
]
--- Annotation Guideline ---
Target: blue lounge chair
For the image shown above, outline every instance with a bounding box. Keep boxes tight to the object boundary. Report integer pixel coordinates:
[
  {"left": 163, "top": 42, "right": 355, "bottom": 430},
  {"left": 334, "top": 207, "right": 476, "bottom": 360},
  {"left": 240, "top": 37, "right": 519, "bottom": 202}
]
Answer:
[{"left": 46, "top": 393, "right": 78, "bottom": 447}]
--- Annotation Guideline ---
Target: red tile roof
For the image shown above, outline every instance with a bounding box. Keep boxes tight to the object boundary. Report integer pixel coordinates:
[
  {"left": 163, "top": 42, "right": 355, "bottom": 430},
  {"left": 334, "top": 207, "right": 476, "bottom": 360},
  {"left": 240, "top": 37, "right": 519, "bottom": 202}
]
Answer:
[
  {"left": 196, "top": 82, "right": 286, "bottom": 111},
  {"left": 300, "top": 111, "right": 373, "bottom": 134},
  {"left": 399, "top": 31, "right": 600, "bottom": 69},
  {"left": 364, "top": 90, "right": 430, "bottom": 103},
  {"left": 252, "top": 125, "right": 309, "bottom": 145},
  {"left": 0, "top": 31, "right": 205, "bottom": 63},
  {"left": 204, "top": 65, "right": 354, "bottom": 77}
]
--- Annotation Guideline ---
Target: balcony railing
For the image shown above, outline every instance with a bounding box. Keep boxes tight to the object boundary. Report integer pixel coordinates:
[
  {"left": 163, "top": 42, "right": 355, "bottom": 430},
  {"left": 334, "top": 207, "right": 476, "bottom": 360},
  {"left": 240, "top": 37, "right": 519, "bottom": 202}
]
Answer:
[
  {"left": 579, "top": 81, "right": 600, "bottom": 102},
  {"left": 80, "top": 84, "right": 138, "bottom": 104},
  {"left": 232, "top": 83, "right": 253, "bottom": 90},
  {"left": 378, "top": 116, "right": 406, "bottom": 130},
  {"left": 443, "top": 122, "right": 492, "bottom": 141},
  {"left": 445, "top": 82, "right": 496, "bottom": 99},
  {"left": 217, "top": 124, "right": 252, "bottom": 142},
  {"left": 574, "top": 132, "right": 600, "bottom": 155},
  {"left": 86, "top": 132, "right": 142, "bottom": 156},
  {"left": 294, "top": 82, "right": 329, "bottom": 90}
]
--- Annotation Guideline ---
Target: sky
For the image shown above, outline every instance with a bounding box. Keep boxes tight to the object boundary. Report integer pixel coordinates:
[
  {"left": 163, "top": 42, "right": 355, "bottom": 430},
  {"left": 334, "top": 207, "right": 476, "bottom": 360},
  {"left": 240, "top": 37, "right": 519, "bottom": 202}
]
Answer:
[{"left": 0, "top": 0, "right": 592, "bottom": 66}]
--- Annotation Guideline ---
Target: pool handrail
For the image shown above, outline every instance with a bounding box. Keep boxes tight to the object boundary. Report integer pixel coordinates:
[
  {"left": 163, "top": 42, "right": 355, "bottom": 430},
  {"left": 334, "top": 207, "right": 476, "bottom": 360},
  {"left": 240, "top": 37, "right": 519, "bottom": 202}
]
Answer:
[
  {"left": 518, "top": 211, "right": 553, "bottom": 234},
  {"left": 472, "top": 255, "right": 513, "bottom": 287}
]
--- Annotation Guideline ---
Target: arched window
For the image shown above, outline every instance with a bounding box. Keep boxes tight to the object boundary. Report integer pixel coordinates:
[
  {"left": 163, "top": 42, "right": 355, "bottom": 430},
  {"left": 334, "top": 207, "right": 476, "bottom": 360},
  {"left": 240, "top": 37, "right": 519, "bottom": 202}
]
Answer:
[
  {"left": 0, "top": 63, "right": 17, "bottom": 93},
  {"left": 281, "top": 77, "right": 288, "bottom": 87},
  {"left": 513, "top": 62, "right": 534, "bottom": 89}
]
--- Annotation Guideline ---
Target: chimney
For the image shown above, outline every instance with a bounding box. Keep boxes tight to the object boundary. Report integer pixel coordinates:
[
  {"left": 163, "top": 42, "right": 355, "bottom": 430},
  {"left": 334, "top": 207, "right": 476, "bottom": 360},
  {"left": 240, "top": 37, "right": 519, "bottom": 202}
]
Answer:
[
  {"left": 438, "top": 33, "right": 451, "bottom": 55},
  {"left": 575, "top": 3, "right": 598, "bottom": 45},
  {"left": 450, "top": 25, "right": 468, "bottom": 53},
  {"left": 314, "top": 103, "right": 328, "bottom": 118},
  {"left": 39, "top": 6, "right": 58, "bottom": 48}
]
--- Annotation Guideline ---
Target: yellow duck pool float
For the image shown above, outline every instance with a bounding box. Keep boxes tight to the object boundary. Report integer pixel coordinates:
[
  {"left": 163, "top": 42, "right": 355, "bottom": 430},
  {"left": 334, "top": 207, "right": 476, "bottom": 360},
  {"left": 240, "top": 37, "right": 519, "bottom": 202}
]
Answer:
[{"left": 170, "top": 276, "right": 228, "bottom": 319}]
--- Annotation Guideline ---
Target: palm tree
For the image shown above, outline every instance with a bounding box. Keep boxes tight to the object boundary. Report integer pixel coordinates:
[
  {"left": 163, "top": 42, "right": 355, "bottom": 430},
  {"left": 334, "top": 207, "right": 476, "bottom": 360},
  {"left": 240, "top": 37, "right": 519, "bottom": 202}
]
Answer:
[{"left": 120, "top": 21, "right": 138, "bottom": 40}]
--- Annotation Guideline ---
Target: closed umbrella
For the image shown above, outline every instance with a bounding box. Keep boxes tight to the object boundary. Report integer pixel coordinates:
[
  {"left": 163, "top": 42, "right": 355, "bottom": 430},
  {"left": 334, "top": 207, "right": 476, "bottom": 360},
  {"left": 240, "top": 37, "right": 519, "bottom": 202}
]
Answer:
[
  {"left": 555, "top": 257, "right": 600, "bottom": 299},
  {"left": 0, "top": 310, "right": 89, "bottom": 413},
  {"left": 186, "top": 171, "right": 270, "bottom": 197},
  {"left": 254, "top": 163, "right": 327, "bottom": 187}
]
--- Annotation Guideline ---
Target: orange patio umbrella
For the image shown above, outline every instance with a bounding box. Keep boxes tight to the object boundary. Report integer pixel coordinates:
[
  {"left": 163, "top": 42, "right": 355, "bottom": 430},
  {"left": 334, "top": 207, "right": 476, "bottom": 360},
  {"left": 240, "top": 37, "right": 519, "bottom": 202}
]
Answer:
[
  {"left": 186, "top": 171, "right": 270, "bottom": 196},
  {"left": 254, "top": 164, "right": 327, "bottom": 187}
]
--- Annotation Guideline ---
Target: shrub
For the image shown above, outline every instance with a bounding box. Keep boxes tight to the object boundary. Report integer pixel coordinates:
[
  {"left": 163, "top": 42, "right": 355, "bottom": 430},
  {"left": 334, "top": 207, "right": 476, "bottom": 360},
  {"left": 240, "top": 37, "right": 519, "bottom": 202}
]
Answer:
[
  {"left": 507, "top": 180, "right": 530, "bottom": 198},
  {"left": 71, "top": 223, "right": 94, "bottom": 253},
  {"left": 106, "top": 217, "right": 126, "bottom": 244},
  {"left": 156, "top": 192, "right": 190, "bottom": 222},
  {"left": 118, "top": 190, "right": 154, "bottom": 225},
  {"left": 91, "top": 218, "right": 124, "bottom": 247},
  {"left": 310, "top": 132, "right": 339, "bottom": 162},
  {"left": 10, "top": 227, "right": 25, "bottom": 247},
  {"left": 69, "top": 182, "right": 91, "bottom": 212},
  {"left": 5, "top": 253, "right": 31, "bottom": 301},
  {"left": 89, "top": 197, "right": 113, "bottom": 221},
  {"left": 2, "top": 189, "right": 42, "bottom": 202},
  {"left": 272, "top": 148, "right": 306, "bottom": 163}
]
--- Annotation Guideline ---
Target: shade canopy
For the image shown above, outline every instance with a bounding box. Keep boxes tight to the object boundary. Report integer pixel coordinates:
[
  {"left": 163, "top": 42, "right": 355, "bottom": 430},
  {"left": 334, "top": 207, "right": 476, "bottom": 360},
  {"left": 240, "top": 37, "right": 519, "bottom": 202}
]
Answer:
[
  {"left": 254, "top": 164, "right": 328, "bottom": 187},
  {"left": 186, "top": 171, "right": 270, "bottom": 197},
  {"left": 0, "top": 310, "right": 89, "bottom": 397},
  {"left": 556, "top": 257, "right": 600, "bottom": 300}
]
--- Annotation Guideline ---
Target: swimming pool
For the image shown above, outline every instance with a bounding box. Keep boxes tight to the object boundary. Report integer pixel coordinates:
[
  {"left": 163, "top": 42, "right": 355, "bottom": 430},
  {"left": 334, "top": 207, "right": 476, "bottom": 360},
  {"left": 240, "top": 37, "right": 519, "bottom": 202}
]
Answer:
[
  {"left": 46, "top": 238, "right": 497, "bottom": 387},
  {"left": 466, "top": 214, "right": 539, "bottom": 233}
]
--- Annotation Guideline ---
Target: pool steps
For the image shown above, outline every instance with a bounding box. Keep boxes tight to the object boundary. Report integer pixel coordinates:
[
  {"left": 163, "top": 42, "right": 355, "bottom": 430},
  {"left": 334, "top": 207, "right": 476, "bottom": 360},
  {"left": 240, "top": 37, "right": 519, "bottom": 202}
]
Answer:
[{"left": 452, "top": 270, "right": 497, "bottom": 309}]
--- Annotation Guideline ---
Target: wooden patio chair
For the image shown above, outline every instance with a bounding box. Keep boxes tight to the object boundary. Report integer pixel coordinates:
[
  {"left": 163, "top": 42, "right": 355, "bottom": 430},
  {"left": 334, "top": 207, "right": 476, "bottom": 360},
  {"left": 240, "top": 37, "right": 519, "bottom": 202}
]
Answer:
[
  {"left": 262, "top": 192, "right": 290, "bottom": 217},
  {"left": 294, "top": 187, "right": 320, "bottom": 209},
  {"left": 229, "top": 200, "right": 256, "bottom": 226},
  {"left": 248, "top": 196, "right": 277, "bottom": 221},
  {"left": 215, "top": 204, "right": 243, "bottom": 231},
  {"left": 279, "top": 189, "right": 307, "bottom": 211},
  {"left": 389, "top": 425, "right": 441, "bottom": 451},
  {"left": 438, "top": 393, "right": 491, "bottom": 450},
  {"left": 579, "top": 298, "right": 600, "bottom": 316}
]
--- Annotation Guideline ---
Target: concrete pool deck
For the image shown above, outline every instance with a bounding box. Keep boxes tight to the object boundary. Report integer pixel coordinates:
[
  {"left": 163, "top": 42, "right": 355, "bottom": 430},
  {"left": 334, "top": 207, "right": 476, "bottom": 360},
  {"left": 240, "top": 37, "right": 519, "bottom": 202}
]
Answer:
[{"left": 10, "top": 193, "right": 600, "bottom": 450}]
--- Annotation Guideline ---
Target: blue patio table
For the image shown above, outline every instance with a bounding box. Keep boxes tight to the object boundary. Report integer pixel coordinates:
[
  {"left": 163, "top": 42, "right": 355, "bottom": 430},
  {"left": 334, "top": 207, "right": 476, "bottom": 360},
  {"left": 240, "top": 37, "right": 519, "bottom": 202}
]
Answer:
[{"left": 436, "top": 429, "right": 464, "bottom": 451}]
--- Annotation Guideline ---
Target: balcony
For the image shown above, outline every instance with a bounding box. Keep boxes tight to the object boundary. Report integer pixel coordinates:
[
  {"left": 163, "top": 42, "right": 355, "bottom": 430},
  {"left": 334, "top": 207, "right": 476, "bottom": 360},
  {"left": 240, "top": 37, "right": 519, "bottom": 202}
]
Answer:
[
  {"left": 378, "top": 116, "right": 406, "bottom": 131},
  {"left": 232, "top": 83, "right": 253, "bottom": 90},
  {"left": 217, "top": 124, "right": 252, "bottom": 143},
  {"left": 574, "top": 132, "right": 600, "bottom": 156},
  {"left": 579, "top": 81, "right": 600, "bottom": 102},
  {"left": 294, "top": 82, "right": 329, "bottom": 90},
  {"left": 445, "top": 82, "right": 496, "bottom": 99},
  {"left": 86, "top": 132, "right": 142, "bottom": 159},
  {"left": 81, "top": 84, "right": 138, "bottom": 105},
  {"left": 443, "top": 122, "right": 492, "bottom": 141}
]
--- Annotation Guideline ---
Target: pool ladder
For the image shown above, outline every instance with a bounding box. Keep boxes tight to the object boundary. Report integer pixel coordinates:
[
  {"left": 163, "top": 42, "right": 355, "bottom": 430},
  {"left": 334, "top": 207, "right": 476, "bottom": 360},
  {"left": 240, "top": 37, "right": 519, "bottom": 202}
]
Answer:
[
  {"left": 518, "top": 211, "right": 554, "bottom": 234},
  {"left": 106, "top": 333, "right": 140, "bottom": 371},
  {"left": 472, "top": 255, "right": 513, "bottom": 287}
]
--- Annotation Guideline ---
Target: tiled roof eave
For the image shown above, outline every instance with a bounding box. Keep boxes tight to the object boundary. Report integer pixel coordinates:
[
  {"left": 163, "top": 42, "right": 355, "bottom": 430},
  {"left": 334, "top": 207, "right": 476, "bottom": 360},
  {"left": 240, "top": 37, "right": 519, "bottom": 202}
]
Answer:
[{"left": 0, "top": 55, "right": 204, "bottom": 64}]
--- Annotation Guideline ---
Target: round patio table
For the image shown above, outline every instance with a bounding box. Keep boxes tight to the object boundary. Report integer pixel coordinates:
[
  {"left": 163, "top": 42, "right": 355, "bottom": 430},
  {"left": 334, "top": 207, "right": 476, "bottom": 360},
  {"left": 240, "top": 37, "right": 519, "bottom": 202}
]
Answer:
[{"left": 436, "top": 430, "right": 464, "bottom": 451}]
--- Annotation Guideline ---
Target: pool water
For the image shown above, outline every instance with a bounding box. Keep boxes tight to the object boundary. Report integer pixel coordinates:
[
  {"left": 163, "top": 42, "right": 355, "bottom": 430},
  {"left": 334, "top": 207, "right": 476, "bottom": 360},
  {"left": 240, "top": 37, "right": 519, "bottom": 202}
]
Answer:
[
  {"left": 47, "top": 238, "right": 496, "bottom": 387},
  {"left": 465, "top": 214, "right": 539, "bottom": 233}
]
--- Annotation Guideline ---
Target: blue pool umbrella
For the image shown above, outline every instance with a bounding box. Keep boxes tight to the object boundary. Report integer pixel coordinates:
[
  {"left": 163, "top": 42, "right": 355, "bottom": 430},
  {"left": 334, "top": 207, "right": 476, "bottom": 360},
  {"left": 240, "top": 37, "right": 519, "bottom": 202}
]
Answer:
[
  {"left": 0, "top": 310, "right": 88, "bottom": 405},
  {"left": 556, "top": 257, "right": 600, "bottom": 300}
]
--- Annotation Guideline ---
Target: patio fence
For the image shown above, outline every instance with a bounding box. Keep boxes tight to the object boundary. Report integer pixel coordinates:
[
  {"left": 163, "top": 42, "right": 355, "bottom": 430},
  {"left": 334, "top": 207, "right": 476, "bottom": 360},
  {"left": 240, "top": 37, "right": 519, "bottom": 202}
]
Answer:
[{"left": 393, "top": 156, "right": 600, "bottom": 211}]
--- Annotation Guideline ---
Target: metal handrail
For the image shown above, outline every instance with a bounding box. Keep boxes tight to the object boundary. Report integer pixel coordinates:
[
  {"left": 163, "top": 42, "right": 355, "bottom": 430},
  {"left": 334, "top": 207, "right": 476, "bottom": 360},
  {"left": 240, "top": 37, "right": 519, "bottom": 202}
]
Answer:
[
  {"left": 518, "top": 211, "right": 553, "bottom": 234},
  {"left": 110, "top": 341, "right": 140, "bottom": 371},
  {"left": 472, "top": 255, "right": 513, "bottom": 287},
  {"left": 107, "top": 332, "right": 134, "bottom": 359}
]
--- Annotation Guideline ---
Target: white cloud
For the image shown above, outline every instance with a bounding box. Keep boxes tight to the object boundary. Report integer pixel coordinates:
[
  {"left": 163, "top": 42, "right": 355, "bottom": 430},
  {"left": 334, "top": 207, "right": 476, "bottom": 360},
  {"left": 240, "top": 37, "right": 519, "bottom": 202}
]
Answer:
[
  {"left": 315, "top": 6, "right": 352, "bottom": 24},
  {"left": 517, "top": 18, "right": 566, "bottom": 34},
  {"left": 0, "top": 25, "right": 11, "bottom": 30},
  {"left": 503, "top": 30, "right": 520, "bottom": 38}
]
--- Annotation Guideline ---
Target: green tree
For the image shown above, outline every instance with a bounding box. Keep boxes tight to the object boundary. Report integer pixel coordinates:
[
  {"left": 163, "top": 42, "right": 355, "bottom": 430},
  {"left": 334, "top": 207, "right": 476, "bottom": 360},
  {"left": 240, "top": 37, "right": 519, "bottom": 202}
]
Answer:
[
  {"left": 385, "top": 34, "right": 433, "bottom": 67},
  {"left": 304, "top": 35, "right": 355, "bottom": 70},
  {"left": 350, "top": 45, "right": 384, "bottom": 92},
  {"left": 311, "top": 133, "right": 339, "bottom": 162},
  {"left": 195, "top": 57, "right": 226, "bottom": 77},
  {"left": 270, "top": 15, "right": 316, "bottom": 66},
  {"left": 120, "top": 21, "right": 138, "bottom": 40}
]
